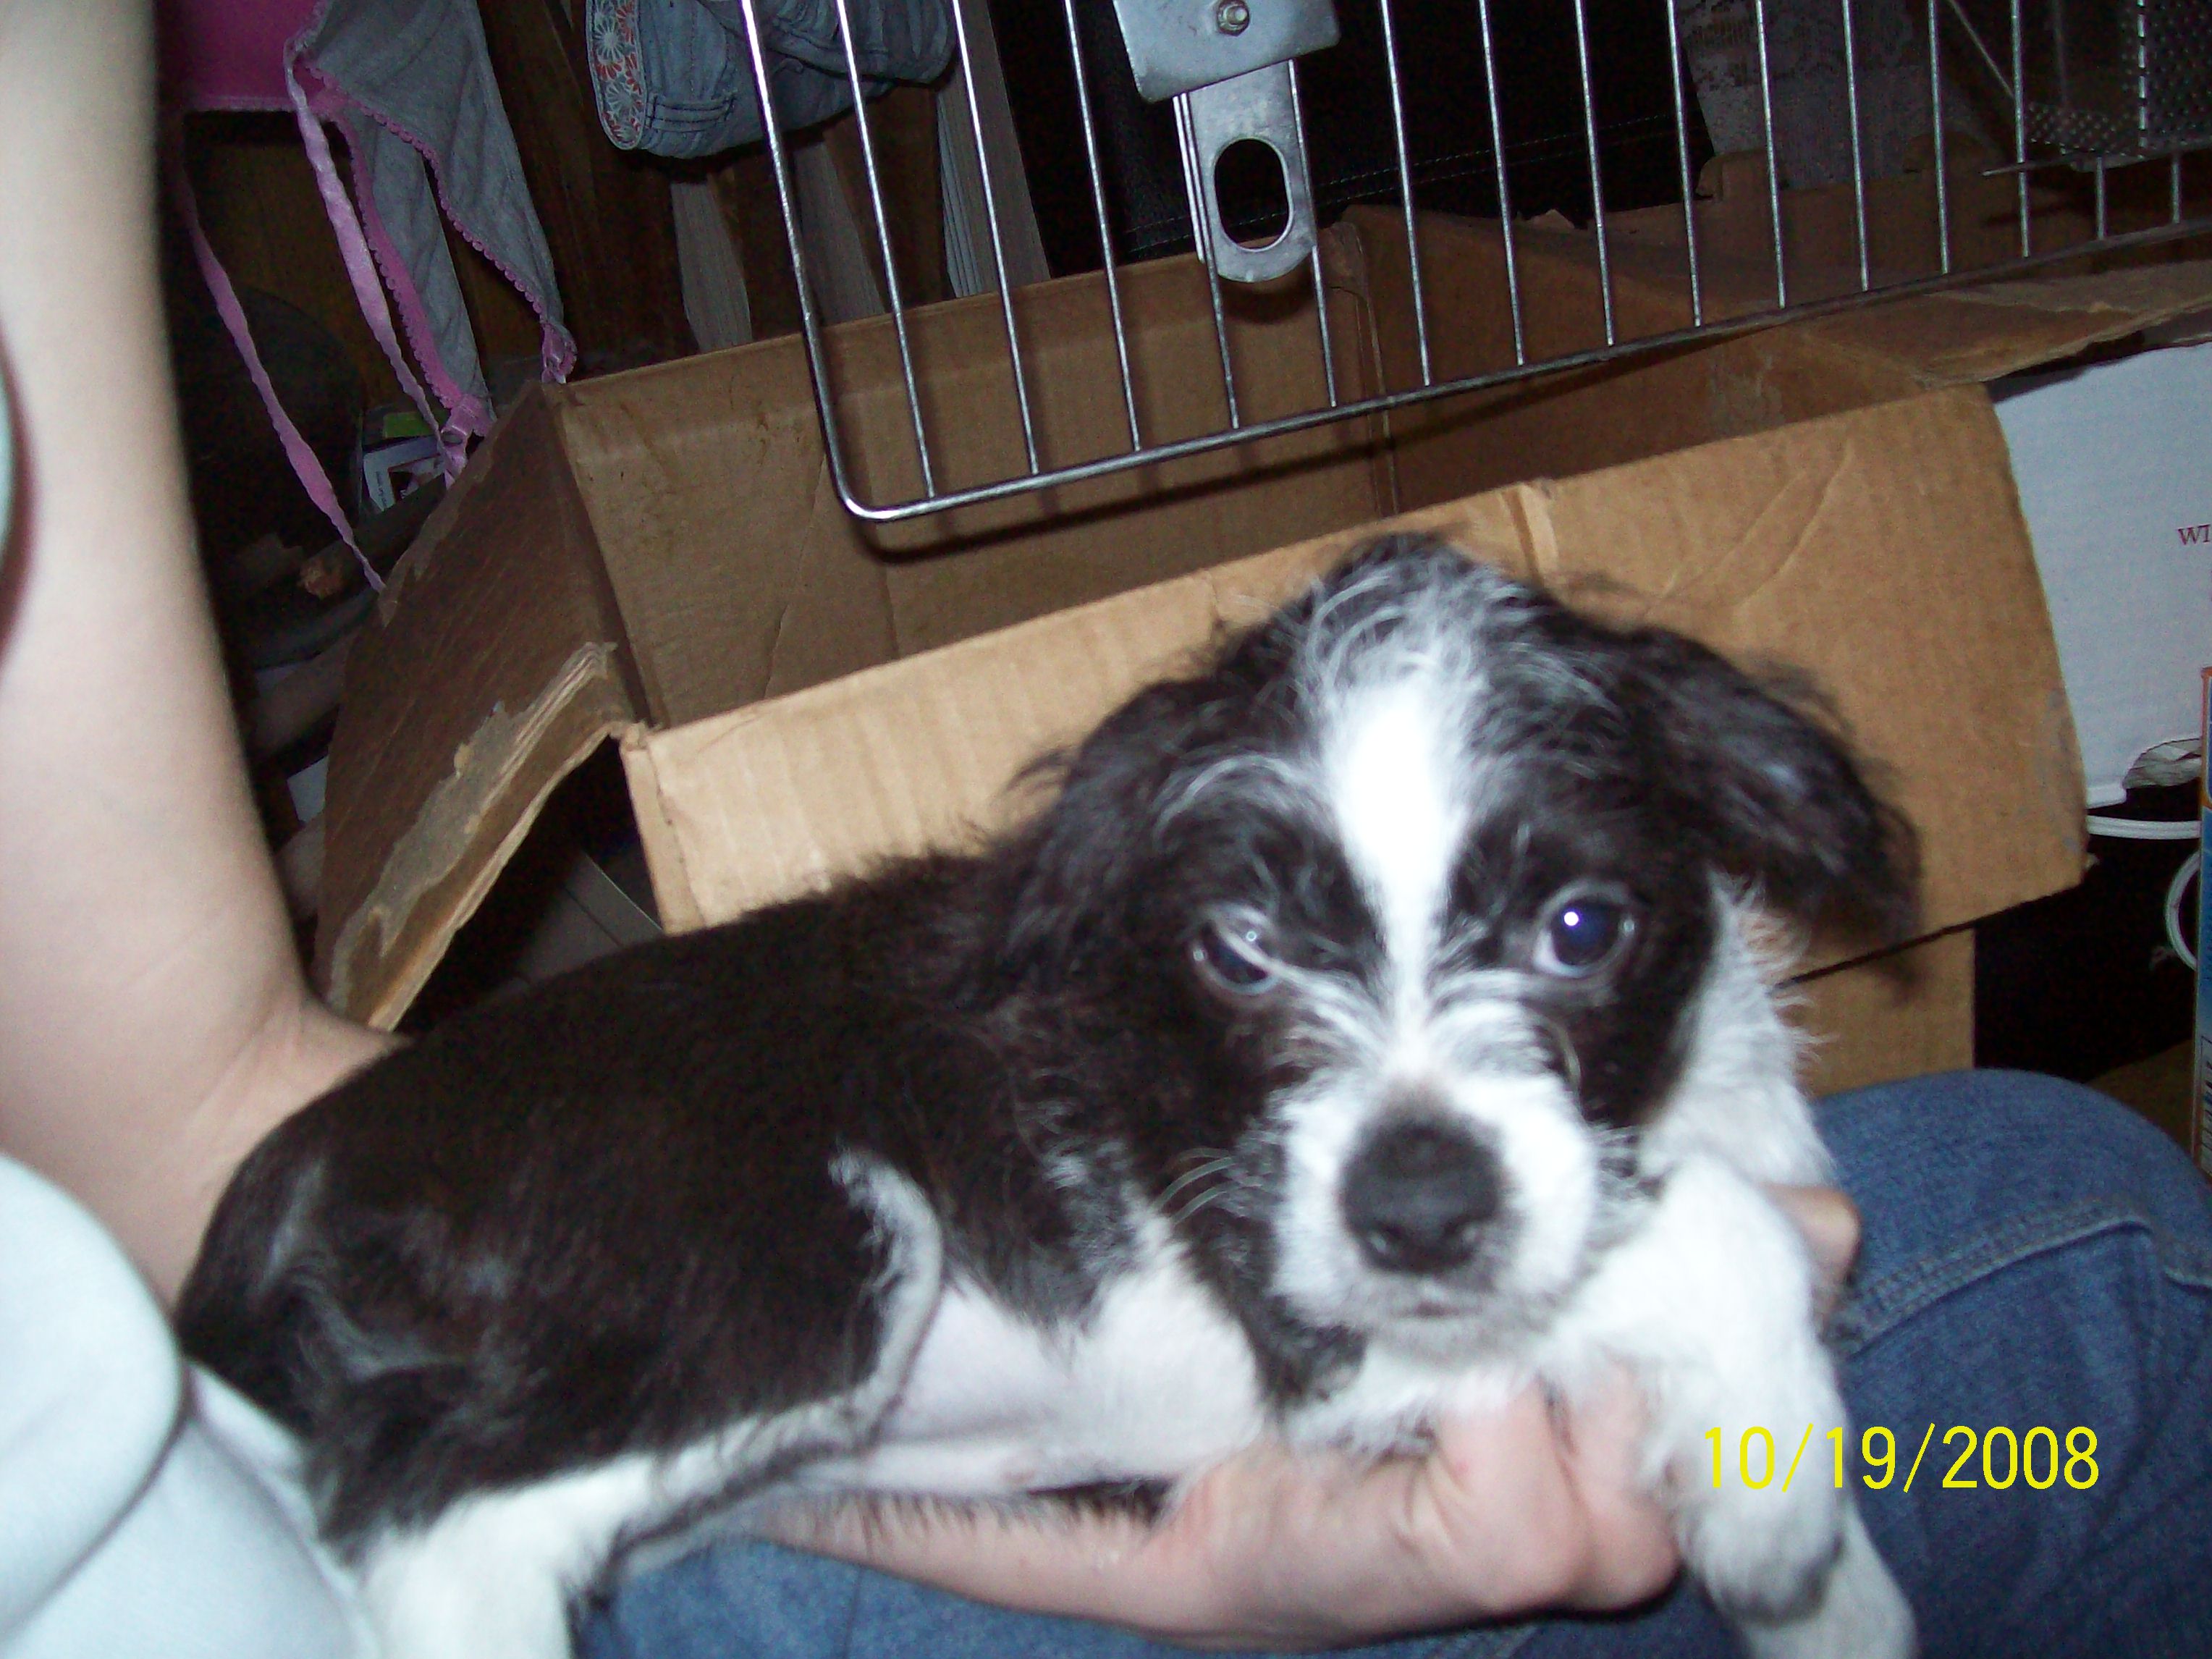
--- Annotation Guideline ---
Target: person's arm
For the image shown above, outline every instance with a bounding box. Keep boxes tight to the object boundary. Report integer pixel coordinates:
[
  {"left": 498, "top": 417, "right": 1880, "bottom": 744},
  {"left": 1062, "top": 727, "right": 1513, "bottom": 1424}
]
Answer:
[
  {"left": 0, "top": 0, "right": 392, "bottom": 1302},
  {"left": 767, "top": 1372, "right": 1681, "bottom": 1648}
]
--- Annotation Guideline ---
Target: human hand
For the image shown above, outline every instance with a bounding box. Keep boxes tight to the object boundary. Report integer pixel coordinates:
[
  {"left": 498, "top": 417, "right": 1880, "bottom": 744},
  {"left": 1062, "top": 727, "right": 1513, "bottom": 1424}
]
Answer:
[
  {"left": 1765, "top": 1181, "right": 1862, "bottom": 1324},
  {"left": 770, "top": 1368, "right": 1674, "bottom": 1648},
  {"left": 767, "top": 1181, "right": 1861, "bottom": 1649}
]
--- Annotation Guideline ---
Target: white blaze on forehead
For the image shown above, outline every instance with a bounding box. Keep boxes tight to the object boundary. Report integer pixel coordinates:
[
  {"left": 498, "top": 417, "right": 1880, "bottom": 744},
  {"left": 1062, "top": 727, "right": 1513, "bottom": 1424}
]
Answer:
[{"left": 1324, "top": 674, "right": 1465, "bottom": 992}]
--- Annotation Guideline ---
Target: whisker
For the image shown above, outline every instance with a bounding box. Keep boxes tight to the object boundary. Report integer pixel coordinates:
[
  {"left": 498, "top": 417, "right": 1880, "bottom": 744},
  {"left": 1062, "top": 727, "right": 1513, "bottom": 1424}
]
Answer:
[
  {"left": 1170, "top": 1183, "right": 1236, "bottom": 1227},
  {"left": 1529, "top": 1010, "right": 1584, "bottom": 1101},
  {"left": 1157, "top": 1153, "right": 1236, "bottom": 1211}
]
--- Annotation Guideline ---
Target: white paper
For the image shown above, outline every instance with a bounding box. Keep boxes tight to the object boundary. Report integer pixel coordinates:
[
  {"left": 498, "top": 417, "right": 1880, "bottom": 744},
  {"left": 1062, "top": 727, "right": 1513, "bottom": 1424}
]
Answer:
[{"left": 1994, "top": 341, "right": 2212, "bottom": 807}]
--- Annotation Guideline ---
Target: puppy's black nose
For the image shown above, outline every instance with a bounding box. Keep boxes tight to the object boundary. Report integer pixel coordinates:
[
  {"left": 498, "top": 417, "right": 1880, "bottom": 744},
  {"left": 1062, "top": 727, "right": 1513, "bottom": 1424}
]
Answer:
[{"left": 1341, "top": 1118, "right": 1502, "bottom": 1275}]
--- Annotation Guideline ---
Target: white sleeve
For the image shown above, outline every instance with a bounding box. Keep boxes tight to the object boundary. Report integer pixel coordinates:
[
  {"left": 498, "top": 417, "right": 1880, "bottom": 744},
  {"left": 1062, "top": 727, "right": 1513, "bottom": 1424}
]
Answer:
[{"left": 0, "top": 1157, "right": 374, "bottom": 1659}]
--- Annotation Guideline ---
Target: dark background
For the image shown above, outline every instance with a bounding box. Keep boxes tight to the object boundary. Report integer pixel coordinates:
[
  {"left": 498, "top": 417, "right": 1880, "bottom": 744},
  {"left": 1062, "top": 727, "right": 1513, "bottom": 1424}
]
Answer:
[{"left": 987, "top": 0, "right": 1713, "bottom": 272}]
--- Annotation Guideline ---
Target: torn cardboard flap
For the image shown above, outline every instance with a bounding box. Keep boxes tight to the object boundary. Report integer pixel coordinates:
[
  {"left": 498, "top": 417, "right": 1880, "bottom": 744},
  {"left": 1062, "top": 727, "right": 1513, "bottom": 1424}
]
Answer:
[
  {"left": 629, "top": 388, "right": 2079, "bottom": 975},
  {"left": 316, "top": 389, "right": 644, "bottom": 1027},
  {"left": 329, "top": 648, "right": 632, "bottom": 1029},
  {"left": 1804, "top": 266, "right": 2212, "bottom": 389}
]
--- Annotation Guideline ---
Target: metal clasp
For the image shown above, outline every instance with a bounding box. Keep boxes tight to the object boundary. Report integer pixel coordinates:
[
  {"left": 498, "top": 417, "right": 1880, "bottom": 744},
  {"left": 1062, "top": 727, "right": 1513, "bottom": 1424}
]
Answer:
[{"left": 1111, "top": 0, "right": 1340, "bottom": 283}]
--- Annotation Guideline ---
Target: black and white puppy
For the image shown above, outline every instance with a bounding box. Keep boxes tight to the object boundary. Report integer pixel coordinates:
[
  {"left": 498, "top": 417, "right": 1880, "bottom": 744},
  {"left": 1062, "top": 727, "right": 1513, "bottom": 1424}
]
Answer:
[{"left": 181, "top": 536, "right": 1919, "bottom": 1659}]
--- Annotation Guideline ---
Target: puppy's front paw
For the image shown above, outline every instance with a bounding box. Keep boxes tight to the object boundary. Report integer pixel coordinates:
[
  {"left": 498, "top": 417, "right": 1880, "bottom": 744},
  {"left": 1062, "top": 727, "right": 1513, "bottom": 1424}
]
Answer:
[
  {"left": 1737, "top": 1506, "right": 1916, "bottom": 1659},
  {"left": 1680, "top": 1464, "right": 1844, "bottom": 1625}
]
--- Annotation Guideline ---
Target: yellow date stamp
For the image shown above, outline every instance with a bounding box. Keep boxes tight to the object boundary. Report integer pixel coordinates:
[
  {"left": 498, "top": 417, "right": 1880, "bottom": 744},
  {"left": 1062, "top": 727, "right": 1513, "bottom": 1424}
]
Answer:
[{"left": 1705, "top": 1425, "right": 2099, "bottom": 1492}]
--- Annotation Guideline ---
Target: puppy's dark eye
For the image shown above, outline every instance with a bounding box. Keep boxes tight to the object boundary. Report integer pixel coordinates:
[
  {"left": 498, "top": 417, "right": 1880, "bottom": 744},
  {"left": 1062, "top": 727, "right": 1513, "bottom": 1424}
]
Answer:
[
  {"left": 1190, "top": 920, "right": 1278, "bottom": 995},
  {"left": 1535, "top": 892, "right": 1634, "bottom": 977}
]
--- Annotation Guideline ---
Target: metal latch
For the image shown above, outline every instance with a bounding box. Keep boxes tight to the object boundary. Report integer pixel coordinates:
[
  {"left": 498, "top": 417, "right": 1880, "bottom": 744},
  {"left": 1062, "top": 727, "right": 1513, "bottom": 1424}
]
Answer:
[{"left": 1110, "top": 0, "right": 1341, "bottom": 283}]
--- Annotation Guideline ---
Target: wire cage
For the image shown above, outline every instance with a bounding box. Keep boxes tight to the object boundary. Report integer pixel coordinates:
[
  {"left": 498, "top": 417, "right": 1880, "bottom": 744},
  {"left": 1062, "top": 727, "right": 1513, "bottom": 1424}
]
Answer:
[{"left": 733, "top": 0, "right": 2212, "bottom": 522}]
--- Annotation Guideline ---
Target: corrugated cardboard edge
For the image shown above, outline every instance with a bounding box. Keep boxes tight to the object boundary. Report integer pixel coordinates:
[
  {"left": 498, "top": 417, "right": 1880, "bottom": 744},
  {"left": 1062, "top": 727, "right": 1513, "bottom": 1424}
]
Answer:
[
  {"left": 622, "top": 721, "right": 706, "bottom": 936},
  {"left": 1801, "top": 257, "right": 2212, "bottom": 388},
  {"left": 316, "top": 381, "right": 646, "bottom": 1026},
  {"left": 326, "top": 643, "right": 632, "bottom": 1029}
]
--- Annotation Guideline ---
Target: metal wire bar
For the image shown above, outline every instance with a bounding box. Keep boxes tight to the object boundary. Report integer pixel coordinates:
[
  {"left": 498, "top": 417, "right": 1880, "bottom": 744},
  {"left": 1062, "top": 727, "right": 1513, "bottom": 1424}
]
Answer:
[
  {"left": 765, "top": 0, "right": 2211, "bottom": 524},
  {"left": 1663, "top": 0, "right": 1705, "bottom": 326},
  {"left": 1175, "top": 96, "right": 1242, "bottom": 429},
  {"left": 1059, "top": 0, "right": 1141, "bottom": 449},
  {"left": 1475, "top": 0, "right": 1525, "bottom": 360},
  {"left": 831, "top": 0, "right": 934, "bottom": 494},
  {"left": 2135, "top": 0, "right": 2149, "bottom": 152},
  {"left": 1570, "top": 0, "right": 1616, "bottom": 345},
  {"left": 1929, "top": 0, "right": 1952, "bottom": 274},
  {"left": 820, "top": 214, "right": 2212, "bottom": 523},
  {"left": 1375, "top": 0, "right": 1430, "bottom": 384},
  {"left": 950, "top": 0, "right": 1040, "bottom": 472},
  {"left": 1840, "top": 0, "right": 1871, "bottom": 292},
  {"left": 2009, "top": 0, "right": 2029, "bottom": 258},
  {"left": 1982, "top": 135, "right": 2212, "bottom": 180},
  {"left": 1308, "top": 237, "right": 1339, "bottom": 407},
  {"left": 1941, "top": 0, "right": 2013, "bottom": 98},
  {"left": 732, "top": 0, "right": 858, "bottom": 505},
  {"left": 1752, "top": 0, "right": 1788, "bottom": 308},
  {"left": 1287, "top": 59, "right": 1338, "bottom": 408}
]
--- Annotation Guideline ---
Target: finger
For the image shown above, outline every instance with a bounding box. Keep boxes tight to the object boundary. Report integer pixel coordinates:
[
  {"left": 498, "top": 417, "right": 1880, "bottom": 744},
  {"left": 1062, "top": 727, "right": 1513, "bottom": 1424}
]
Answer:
[
  {"left": 1550, "top": 1372, "right": 1681, "bottom": 1610},
  {"left": 1412, "top": 1382, "right": 1673, "bottom": 1619},
  {"left": 759, "top": 1383, "right": 1679, "bottom": 1646},
  {"left": 1173, "top": 1391, "right": 1621, "bottom": 1640},
  {"left": 1763, "top": 1183, "right": 1862, "bottom": 1316},
  {"left": 1410, "top": 1390, "right": 1592, "bottom": 1614}
]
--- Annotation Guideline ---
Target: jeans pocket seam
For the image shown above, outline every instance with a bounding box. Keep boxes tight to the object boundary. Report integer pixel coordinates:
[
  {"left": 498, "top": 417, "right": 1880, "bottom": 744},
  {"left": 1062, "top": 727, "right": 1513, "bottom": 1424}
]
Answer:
[{"left": 1833, "top": 1199, "right": 2212, "bottom": 1356}]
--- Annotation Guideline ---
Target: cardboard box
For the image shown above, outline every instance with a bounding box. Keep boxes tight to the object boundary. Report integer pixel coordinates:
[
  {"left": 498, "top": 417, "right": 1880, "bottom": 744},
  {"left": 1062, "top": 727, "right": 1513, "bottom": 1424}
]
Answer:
[
  {"left": 315, "top": 215, "right": 2212, "bottom": 1096},
  {"left": 318, "top": 251, "right": 1398, "bottom": 1026},
  {"left": 612, "top": 392, "right": 2048, "bottom": 1097}
]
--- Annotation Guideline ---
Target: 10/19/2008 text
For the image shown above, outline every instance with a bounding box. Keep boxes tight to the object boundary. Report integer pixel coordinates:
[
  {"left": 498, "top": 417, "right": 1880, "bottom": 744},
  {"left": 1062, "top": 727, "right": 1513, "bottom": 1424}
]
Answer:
[{"left": 1706, "top": 1426, "right": 2099, "bottom": 1493}]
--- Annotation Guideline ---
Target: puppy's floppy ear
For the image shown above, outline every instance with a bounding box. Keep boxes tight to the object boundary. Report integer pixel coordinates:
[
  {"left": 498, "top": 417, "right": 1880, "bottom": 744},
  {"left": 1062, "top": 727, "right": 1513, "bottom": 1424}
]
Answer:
[
  {"left": 1002, "top": 677, "right": 1228, "bottom": 977},
  {"left": 1625, "top": 628, "right": 1920, "bottom": 942}
]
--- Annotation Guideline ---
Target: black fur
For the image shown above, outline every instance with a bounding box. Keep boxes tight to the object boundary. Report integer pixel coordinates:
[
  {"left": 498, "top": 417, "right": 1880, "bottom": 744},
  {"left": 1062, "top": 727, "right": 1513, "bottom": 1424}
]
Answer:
[{"left": 178, "top": 534, "right": 1914, "bottom": 1564}]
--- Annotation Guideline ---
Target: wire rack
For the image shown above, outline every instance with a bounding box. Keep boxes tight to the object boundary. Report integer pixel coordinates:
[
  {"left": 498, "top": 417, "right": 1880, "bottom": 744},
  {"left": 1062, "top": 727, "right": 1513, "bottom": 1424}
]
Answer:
[{"left": 733, "top": 0, "right": 2212, "bottom": 523}]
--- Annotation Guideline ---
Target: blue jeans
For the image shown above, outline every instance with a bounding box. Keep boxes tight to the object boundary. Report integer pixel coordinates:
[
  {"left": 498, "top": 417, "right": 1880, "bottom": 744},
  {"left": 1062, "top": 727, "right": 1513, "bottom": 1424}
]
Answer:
[{"left": 583, "top": 1072, "right": 2212, "bottom": 1658}]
